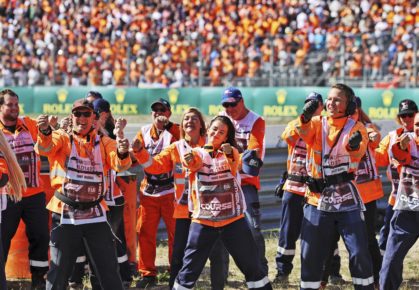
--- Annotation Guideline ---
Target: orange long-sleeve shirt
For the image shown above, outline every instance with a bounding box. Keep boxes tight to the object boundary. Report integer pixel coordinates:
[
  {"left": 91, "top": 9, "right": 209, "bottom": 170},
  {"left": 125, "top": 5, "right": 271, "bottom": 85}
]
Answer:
[{"left": 295, "top": 115, "right": 368, "bottom": 206}]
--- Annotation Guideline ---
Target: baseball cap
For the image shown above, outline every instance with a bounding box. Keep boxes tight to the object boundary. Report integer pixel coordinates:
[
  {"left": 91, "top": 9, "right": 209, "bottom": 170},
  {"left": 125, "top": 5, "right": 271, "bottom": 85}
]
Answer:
[
  {"left": 221, "top": 87, "right": 243, "bottom": 104},
  {"left": 241, "top": 150, "right": 263, "bottom": 177},
  {"left": 93, "top": 98, "right": 110, "bottom": 113},
  {"left": 85, "top": 91, "right": 103, "bottom": 100},
  {"left": 304, "top": 92, "right": 323, "bottom": 104},
  {"left": 398, "top": 99, "right": 418, "bottom": 116},
  {"left": 151, "top": 98, "right": 171, "bottom": 110},
  {"left": 72, "top": 99, "right": 94, "bottom": 112}
]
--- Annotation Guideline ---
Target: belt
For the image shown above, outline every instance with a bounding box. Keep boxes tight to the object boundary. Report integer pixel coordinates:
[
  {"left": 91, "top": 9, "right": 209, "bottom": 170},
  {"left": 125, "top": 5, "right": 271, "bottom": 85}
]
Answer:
[
  {"left": 54, "top": 191, "right": 104, "bottom": 210},
  {"left": 146, "top": 177, "right": 174, "bottom": 186},
  {"left": 287, "top": 174, "right": 307, "bottom": 183},
  {"left": 306, "top": 172, "right": 354, "bottom": 193}
]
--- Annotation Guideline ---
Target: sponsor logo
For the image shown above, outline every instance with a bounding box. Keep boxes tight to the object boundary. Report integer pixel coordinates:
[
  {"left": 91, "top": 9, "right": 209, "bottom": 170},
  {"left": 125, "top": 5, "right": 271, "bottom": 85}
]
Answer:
[
  {"left": 323, "top": 192, "right": 354, "bottom": 210},
  {"left": 399, "top": 192, "right": 419, "bottom": 210},
  {"left": 200, "top": 197, "right": 232, "bottom": 216},
  {"left": 167, "top": 89, "right": 190, "bottom": 115},
  {"left": 111, "top": 89, "right": 138, "bottom": 114},
  {"left": 368, "top": 90, "right": 398, "bottom": 119}
]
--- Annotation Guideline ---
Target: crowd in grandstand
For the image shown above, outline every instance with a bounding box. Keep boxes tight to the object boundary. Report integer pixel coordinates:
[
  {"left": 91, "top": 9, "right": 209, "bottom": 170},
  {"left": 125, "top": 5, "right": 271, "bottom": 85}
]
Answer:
[{"left": 0, "top": 0, "right": 418, "bottom": 87}]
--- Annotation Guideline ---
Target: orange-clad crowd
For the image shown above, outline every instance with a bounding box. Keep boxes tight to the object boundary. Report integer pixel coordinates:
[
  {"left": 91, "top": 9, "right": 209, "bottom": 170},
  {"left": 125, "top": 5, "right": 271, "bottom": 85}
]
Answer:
[{"left": 0, "top": 0, "right": 418, "bottom": 87}]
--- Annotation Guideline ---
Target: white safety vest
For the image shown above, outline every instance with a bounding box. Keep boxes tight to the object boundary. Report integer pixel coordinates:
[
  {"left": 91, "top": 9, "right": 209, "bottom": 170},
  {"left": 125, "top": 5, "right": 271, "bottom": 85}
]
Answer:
[
  {"left": 318, "top": 118, "right": 364, "bottom": 212},
  {"left": 61, "top": 135, "right": 107, "bottom": 225},
  {"left": 190, "top": 148, "right": 246, "bottom": 221},
  {"left": 393, "top": 134, "right": 419, "bottom": 211},
  {"left": 4, "top": 117, "right": 39, "bottom": 187},
  {"left": 222, "top": 110, "right": 265, "bottom": 179},
  {"left": 104, "top": 169, "right": 122, "bottom": 206},
  {"left": 355, "top": 146, "right": 380, "bottom": 184},
  {"left": 285, "top": 138, "right": 308, "bottom": 193},
  {"left": 387, "top": 130, "right": 401, "bottom": 202},
  {"left": 141, "top": 125, "right": 175, "bottom": 196}
]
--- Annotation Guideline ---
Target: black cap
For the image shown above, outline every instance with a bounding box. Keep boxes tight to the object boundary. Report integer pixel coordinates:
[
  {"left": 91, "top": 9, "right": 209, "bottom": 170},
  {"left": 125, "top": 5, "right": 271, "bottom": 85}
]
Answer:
[
  {"left": 398, "top": 99, "right": 418, "bottom": 116},
  {"left": 93, "top": 98, "right": 110, "bottom": 113},
  {"left": 151, "top": 98, "right": 171, "bottom": 110}
]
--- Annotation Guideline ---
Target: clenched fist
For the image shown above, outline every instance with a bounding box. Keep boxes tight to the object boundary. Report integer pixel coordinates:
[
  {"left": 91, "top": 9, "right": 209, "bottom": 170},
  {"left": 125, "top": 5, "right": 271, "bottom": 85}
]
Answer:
[
  {"left": 117, "top": 138, "right": 129, "bottom": 155},
  {"left": 221, "top": 143, "right": 232, "bottom": 155},
  {"left": 37, "top": 114, "right": 50, "bottom": 131},
  {"left": 155, "top": 116, "right": 169, "bottom": 130},
  {"left": 130, "top": 138, "right": 143, "bottom": 153},
  {"left": 399, "top": 133, "right": 411, "bottom": 150},
  {"left": 301, "top": 100, "right": 318, "bottom": 123},
  {"left": 348, "top": 130, "right": 362, "bottom": 150},
  {"left": 183, "top": 152, "right": 194, "bottom": 165},
  {"left": 114, "top": 118, "right": 127, "bottom": 139},
  {"left": 49, "top": 115, "right": 59, "bottom": 130}
]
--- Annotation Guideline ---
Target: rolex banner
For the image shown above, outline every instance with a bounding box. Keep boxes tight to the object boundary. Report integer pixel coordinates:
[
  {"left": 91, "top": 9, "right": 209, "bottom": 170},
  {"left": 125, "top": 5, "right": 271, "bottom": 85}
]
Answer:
[{"left": 2, "top": 86, "right": 418, "bottom": 119}]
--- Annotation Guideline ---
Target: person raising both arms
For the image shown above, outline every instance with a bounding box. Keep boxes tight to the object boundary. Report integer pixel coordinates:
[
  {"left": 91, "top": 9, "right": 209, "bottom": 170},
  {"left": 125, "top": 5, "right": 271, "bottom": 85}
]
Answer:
[{"left": 173, "top": 115, "right": 272, "bottom": 290}]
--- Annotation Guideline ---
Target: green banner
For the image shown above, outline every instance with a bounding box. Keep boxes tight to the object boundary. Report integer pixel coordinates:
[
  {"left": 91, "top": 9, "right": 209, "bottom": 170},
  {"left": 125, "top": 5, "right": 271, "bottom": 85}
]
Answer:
[{"left": 1, "top": 86, "right": 418, "bottom": 119}]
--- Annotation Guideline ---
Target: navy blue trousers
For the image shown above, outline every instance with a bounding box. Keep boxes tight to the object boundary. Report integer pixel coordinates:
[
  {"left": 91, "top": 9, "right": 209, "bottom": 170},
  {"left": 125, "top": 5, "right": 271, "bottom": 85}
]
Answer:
[
  {"left": 242, "top": 185, "right": 268, "bottom": 275},
  {"left": 300, "top": 205, "right": 374, "bottom": 290},
  {"left": 380, "top": 210, "right": 419, "bottom": 290},
  {"left": 378, "top": 204, "right": 395, "bottom": 256},
  {"left": 174, "top": 218, "right": 271, "bottom": 290},
  {"left": 169, "top": 218, "right": 229, "bottom": 290}
]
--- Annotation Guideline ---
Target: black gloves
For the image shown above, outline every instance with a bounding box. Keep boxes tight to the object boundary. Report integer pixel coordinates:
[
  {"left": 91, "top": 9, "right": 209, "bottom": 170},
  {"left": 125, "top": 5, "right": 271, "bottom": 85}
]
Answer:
[
  {"left": 274, "top": 171, "right": 288, "bottom": 199},
  {"left": 348, "top": 130, "right": 362, "bottom": 150},
  {"left": 301, "top": 100, "right": 318, "bottom": 123}
]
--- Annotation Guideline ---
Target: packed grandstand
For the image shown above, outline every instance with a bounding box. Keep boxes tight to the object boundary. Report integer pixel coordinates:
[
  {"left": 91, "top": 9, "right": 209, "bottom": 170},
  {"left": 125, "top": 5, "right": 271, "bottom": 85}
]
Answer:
[{"left": 0, "top": 0, "right": 417, "bottom": 88}]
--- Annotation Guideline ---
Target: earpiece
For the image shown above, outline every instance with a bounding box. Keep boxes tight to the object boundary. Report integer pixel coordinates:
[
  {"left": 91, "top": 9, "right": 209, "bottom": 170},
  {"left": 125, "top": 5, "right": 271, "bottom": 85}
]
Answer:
[{"left": 346, "top": 94, "right": 357, "bottom": 115}]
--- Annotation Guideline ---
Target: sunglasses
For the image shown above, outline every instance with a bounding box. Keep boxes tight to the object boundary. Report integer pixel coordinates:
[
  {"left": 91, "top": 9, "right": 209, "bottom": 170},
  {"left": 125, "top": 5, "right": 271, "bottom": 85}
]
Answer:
[
  {"left": 222, "top": 102, "right": 239, "bottom": 108},
  {"left": 153, "top": 108, "right": 167, "bottom": 113},
  {"left": 73, "top": 111, "right": 92, "bottom": 118},
  {"left": 399, "top": 113, "right": 414, "bottom": 118}
]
